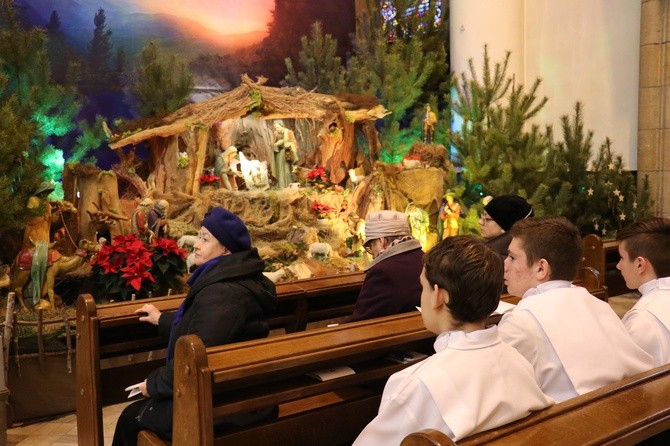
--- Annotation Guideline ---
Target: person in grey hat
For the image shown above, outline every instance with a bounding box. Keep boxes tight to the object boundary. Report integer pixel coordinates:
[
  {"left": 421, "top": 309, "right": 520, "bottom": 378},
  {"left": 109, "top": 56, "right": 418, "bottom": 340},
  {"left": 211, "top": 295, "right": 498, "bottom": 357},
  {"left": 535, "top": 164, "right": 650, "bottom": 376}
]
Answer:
[
  {"left": 346, "top": 210, "right": 424, "bottom": 322},
  {"left": 480, "top": 194, "right": 534, "bottom": 258},
  {"left": 113, "top": 206, "right": 278, "bottom": 445}
]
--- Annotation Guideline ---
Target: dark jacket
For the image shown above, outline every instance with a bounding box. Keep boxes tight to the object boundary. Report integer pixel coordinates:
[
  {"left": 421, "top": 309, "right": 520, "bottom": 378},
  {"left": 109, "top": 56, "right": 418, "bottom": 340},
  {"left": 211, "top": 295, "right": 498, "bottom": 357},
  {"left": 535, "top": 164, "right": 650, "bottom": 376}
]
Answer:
[
  {"left": 347, "top": 239, "right": 423, "bottom": 323},
  {"left": 138, "top": 248, "right": 277, "bottom": 439},
  {"left": 487, "top": 232, "right": 512, "bottom": 293},
  {"left": 487, "top": 232, "right": 512, "bottom": 259}
]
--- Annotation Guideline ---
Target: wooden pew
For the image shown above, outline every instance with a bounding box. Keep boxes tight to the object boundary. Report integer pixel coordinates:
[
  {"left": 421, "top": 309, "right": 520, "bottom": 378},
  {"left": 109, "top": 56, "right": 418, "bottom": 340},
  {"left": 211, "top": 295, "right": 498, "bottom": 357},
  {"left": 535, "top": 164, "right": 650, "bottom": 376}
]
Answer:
[
  {"left": 137, "top": 312, "right": 436, "bottom": 446},
  {"left": 75, "top": 272, "right": 364, "bottom": 446},
  {"left": 77, "top": 263, "right": 606, "bottom": 445},
  {"left": 400, "top": 364, "right": 670, "bottom": 446}
]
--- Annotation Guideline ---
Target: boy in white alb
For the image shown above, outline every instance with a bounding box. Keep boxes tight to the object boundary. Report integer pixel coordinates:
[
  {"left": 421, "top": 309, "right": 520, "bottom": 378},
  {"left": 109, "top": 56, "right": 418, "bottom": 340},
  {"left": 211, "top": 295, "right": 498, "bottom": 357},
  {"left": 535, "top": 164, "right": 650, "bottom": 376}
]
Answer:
[
  {"left": 353, "top": 236, "right": 553, "bottom": 445},
  {"left": 617, "top": 217, "right": 670, "bottom": 366},
  {"left": 498, "top": 216, "right": 653, "bottom": 403}
]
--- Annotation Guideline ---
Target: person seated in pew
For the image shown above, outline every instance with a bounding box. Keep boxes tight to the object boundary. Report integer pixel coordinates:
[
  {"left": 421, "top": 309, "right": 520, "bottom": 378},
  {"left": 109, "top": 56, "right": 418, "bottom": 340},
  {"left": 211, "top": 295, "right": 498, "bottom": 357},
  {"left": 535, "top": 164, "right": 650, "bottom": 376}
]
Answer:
[
  {"left": 498, "top": 216, "right": 653, "bottom": 403},
  {"left": 617, "top": 217, "right": 670, "bottom": 366},
  {"left": 352, "top": 236, "right": 554, "bottom": 445},
  {"left": 480, "top": 194, "right": 534, "bottom": 259},
  {"left": 345, "top": 210, "right": 424, "bottom": 322},
  {"left": 112, "top": 207, "right": 278, "bottom": 446}
]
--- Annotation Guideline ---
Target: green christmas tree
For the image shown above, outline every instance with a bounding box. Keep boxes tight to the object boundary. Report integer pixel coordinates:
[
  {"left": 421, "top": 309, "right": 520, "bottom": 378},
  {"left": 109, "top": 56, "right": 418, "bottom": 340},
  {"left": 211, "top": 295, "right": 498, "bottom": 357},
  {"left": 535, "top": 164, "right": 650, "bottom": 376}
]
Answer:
[
  {"left": 131, "top": 41, "right": 194, "bottom": 118},
  {"left": 0, "top": 0, "right": 80, "bottom": 238},
  {"left": 284, "top": 0, "right": 450, "bottom": 162},
  {"left": 284, "top": 22, "right": 347, "bottom": 94},
  {"left": 450, "top": 46, "right": 558, "bottom": 213},
  {"left": 81, "top": 8, "right": 115, "bottom": 94},
  {"left": 578, "top": 139, "right": 652, "bottom": 236},
  {"left": 451, "top": 47, "right": 652, "bottom": 236}
]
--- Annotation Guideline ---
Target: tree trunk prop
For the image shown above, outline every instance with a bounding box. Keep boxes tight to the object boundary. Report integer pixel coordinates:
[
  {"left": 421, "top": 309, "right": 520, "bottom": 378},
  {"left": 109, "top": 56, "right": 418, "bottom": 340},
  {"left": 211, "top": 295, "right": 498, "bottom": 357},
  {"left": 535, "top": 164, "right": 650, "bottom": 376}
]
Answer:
[{"left": 75, "top": 166, "right": 129, "bottom": 241}]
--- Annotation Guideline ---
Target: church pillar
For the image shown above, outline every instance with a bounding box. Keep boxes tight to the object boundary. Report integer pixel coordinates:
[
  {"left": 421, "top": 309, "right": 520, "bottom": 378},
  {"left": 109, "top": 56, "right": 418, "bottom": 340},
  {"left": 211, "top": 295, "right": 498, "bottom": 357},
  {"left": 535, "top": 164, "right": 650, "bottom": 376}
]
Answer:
[{"left": 639, "top": 0, "right": 670, "bottom": 216}]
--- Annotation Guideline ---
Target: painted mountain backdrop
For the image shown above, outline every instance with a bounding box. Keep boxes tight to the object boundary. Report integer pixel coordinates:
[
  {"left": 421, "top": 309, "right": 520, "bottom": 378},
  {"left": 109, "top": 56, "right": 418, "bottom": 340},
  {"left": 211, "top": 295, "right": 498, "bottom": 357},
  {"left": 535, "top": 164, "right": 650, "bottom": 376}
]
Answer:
[{"left": 18, "top": 0, "right": 267, "bottom": 59}]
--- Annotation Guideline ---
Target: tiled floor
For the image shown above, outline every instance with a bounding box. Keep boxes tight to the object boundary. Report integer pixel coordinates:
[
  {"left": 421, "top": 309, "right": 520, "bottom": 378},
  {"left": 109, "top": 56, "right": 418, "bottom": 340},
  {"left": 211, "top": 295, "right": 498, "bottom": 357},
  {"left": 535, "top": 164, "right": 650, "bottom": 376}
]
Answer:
[
  {"left": 7, "top": 400, "right": 131, "bottom": 446},
  {"left": 4, "top": 293, "right": 641, "bottom": 446}
]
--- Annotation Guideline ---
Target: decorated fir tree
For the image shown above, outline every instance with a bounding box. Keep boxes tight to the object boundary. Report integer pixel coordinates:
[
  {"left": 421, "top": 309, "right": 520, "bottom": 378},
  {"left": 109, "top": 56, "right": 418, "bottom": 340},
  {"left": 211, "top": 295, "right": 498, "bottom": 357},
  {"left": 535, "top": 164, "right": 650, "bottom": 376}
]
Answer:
[
  {"left": 579, "top": 139, "right": 652, "bottom": 237},
  {"left": 450, "top": 47, "right": 651, "bottom": 236}
]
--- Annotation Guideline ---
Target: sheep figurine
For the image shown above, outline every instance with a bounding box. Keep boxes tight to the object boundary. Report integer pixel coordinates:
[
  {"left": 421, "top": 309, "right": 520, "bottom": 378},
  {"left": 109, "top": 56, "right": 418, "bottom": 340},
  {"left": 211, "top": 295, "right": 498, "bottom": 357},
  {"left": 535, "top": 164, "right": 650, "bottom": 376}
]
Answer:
[
  {"left": 178, "top": 234, "right": 198, "bottom": 250},
  {"left": 308, "top": 242, "right": 333, "bottom": 260}
]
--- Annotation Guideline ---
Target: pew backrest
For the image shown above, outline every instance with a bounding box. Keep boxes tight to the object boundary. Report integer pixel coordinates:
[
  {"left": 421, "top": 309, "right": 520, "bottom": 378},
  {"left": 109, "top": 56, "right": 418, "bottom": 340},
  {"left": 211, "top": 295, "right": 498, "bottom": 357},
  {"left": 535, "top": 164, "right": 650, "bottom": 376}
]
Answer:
[
  {"left": 76, "top": 271, "right": 365, "bottom": 446},
  {"left": 401, "top": 364, "right": 670, "bottom": 446},
  {"left": 169, "top": 312, "right": 436, "bottom": 445}
]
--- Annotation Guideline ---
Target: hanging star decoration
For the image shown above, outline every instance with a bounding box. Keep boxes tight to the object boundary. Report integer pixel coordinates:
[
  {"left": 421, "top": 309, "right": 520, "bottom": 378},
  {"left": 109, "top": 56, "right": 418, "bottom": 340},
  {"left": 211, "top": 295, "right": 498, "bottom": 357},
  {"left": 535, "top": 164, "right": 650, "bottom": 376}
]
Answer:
[
  {"left": 618, "top": 194, "right": 625, "bottom": 202},
  {"left": 594, "top": 222, "right": 600, "bottom": 231},
  {"left": 608, "top": 162, "right": 615, "bottom": 170},
  {"left": 602, "top": 228, "right": 607, "bottom": 236},
  {"left": 633, "top": 201, "right": 638, "bottom": 209},
  {"left": 587, "top": 187, "right": 594, "bottom": 196},
  {"left": 613, "top": 189, "right": 621, "bottom": 197},
  {"left": 619, "top": 212, "right": 626, "bottom": 221}
]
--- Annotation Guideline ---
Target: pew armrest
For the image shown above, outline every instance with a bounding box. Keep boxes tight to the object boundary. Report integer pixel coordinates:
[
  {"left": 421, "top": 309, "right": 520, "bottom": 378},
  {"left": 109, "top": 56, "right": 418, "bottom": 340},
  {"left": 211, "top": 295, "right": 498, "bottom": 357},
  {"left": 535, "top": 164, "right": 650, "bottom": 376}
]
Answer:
[
  {"left": 401, "top": 428, "right": 455, "bottom": 446},
  {"left": 137, "top": 429, "right": 169, "bottom": 446}
]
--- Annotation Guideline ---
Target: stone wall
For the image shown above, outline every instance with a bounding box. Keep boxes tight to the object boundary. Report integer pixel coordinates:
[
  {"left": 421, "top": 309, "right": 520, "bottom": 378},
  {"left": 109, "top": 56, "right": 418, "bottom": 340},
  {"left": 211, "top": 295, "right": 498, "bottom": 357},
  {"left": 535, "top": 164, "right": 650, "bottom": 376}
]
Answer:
[{"left": 639, "top": 0, "right": 670, "bottom": 216}]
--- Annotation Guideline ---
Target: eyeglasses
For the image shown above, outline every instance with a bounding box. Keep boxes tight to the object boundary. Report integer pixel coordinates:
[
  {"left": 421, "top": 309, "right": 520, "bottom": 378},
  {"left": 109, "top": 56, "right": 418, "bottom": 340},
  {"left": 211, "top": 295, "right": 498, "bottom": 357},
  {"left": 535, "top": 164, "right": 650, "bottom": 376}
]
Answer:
[{"left": 364, "top": 238, "right": 379, "bottom": 255}]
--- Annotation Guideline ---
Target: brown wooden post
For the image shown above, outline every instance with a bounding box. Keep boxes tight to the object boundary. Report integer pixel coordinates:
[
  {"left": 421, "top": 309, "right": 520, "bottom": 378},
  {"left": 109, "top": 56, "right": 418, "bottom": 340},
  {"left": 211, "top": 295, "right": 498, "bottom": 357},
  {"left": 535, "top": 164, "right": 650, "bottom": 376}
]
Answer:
[
  {"left": 76, "top": 294, "right": 104, "bottom": 446},
  {"left": 173, "top": 334, "right": 212, "bottom": 446}
]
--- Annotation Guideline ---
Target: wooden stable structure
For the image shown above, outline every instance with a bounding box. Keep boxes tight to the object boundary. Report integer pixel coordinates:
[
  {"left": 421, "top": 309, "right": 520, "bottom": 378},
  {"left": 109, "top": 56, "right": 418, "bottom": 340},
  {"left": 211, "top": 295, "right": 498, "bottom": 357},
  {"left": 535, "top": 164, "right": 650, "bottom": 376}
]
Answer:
[{"left": 108, "top": 75, "right": 389, "bottom": 194}]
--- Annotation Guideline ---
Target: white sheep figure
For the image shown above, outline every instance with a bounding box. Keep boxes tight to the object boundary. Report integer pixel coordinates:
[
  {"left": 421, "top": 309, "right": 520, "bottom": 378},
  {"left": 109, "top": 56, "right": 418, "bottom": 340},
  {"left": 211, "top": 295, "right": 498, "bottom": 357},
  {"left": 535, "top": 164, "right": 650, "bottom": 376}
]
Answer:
[
  {"left": 178, "top": 235, "right": 198, "bottom": 250},
  {"left": 308, "top": 242, "right": 333, "bottom": 260}
]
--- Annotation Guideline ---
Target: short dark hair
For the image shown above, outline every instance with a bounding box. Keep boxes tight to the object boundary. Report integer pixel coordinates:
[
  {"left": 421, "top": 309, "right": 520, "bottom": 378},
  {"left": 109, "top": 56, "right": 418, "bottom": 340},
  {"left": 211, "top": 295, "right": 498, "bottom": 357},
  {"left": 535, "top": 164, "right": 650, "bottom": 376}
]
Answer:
[
  {"left": 509, "top": 216, "right": 582, "bottom": 281},
  {"left": 617, "top": 217, "right": 670, "bottom": 277},
  {"left": 423, "top": 235, "right": 502, "bottom": 323}
]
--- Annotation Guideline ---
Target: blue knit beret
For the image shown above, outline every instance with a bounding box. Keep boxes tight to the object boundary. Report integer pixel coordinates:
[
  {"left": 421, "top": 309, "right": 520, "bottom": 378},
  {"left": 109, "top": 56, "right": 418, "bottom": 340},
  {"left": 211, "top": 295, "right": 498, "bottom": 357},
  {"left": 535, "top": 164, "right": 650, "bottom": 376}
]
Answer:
[{"left": 201, "top": 207, "right": 251, "bottom": 253}]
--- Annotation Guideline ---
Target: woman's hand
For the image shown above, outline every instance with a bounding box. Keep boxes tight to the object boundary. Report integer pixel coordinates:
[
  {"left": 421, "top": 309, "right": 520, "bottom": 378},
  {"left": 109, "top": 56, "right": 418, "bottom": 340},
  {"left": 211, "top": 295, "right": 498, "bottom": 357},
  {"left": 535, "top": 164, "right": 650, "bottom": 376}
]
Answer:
[
  {"left": 135, "top": 304, "right": 161, "bottom": 325},
  {"left": 139, "top": 379, "right": 149, "bottom": 397}
]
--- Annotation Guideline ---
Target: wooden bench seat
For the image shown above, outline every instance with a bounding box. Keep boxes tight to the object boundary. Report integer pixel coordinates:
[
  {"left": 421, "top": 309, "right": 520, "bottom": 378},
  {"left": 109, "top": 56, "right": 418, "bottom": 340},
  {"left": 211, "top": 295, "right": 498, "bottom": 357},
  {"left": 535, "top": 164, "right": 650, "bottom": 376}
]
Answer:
[
  {"left": 76, "top": 272, "right": 365, "bottom": 445},
  {"left": 138, "top": 312, "right": 436, "bottom": 446},
  {"left": 400, "top": 364, "right": 670, "bottom": 446}
]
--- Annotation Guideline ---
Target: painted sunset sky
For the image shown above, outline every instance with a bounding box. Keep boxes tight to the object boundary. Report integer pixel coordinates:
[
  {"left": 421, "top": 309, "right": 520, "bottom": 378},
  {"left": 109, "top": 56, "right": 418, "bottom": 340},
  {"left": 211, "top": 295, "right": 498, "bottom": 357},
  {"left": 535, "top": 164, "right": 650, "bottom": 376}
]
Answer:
[{"left": 134, "top": 0, "right": 275, "bottom": 38}]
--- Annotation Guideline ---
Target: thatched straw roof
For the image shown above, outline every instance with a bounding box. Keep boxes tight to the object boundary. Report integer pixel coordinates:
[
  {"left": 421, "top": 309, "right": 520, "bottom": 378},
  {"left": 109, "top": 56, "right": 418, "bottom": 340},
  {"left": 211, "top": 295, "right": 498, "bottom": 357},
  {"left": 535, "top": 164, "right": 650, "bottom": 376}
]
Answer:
[{"left": 109, "top": 75, "right": 389, "bottom": 149}]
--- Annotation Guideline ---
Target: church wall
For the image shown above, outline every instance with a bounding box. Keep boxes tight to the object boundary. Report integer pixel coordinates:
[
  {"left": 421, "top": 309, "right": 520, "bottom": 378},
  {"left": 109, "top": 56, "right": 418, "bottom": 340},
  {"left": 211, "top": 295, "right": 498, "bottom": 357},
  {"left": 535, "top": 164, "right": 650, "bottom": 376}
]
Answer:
[{"left": 451, "top": 0, "right": 641, "bottom": 170}]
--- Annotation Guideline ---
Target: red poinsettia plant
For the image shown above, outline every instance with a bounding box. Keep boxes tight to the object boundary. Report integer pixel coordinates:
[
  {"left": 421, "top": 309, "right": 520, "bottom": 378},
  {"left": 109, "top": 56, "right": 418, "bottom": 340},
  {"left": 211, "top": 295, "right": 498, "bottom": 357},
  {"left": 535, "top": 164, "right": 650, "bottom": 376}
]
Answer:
[
  {"left": 90, "top": 233, "right": 188, "bottom": 301},
  {"left": 310, "top": 201, "right": 336, "bottom": 219},
  {"left": 305, "top": 165, "right": 330, "bottom": 188},
  {"left": 199, "top": 173, "right": 220, "bottom": 185}
]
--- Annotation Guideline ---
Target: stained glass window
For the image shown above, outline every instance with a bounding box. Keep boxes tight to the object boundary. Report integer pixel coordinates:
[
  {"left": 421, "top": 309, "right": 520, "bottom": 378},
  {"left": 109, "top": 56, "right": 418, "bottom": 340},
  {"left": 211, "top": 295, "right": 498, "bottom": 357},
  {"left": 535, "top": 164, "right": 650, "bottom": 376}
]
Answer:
[{"left": 381, "top": 1, "right": 442, "bottom": 42}]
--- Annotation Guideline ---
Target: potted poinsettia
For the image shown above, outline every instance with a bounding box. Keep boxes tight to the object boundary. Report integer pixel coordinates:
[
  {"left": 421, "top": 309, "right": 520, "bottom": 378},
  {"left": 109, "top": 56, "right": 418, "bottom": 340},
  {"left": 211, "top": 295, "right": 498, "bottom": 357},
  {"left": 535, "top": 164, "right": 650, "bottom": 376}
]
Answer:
[
  {"left": 305, "top": 166, "right": 330, "bottom": 189},
  {"left": 310, "top": 202, "right": 336, "bottom": 220},
  {"left": 90, "top": 233, "right": 188, "bottom": 300}
]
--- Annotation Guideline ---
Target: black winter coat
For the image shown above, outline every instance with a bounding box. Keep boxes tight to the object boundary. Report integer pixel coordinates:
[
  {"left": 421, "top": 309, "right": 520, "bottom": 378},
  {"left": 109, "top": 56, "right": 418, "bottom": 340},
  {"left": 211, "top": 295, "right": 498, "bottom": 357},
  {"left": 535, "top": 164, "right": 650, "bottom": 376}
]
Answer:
[{"left": 136, "top": 248, "right": 277, "bottom": 440}]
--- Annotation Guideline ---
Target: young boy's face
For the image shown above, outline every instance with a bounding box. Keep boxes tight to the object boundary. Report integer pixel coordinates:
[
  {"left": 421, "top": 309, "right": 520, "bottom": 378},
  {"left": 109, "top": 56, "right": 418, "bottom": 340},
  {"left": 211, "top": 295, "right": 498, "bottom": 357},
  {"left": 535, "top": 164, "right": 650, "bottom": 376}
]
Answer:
[
  {"left": 617, "top": 241, "right": 642, "bottom": 289},
  {"left": 419, "top": 267, "right": 441, "bottom": 335},
  {"left": 504, "top": 237, "right": 539, "bottom": 297}
]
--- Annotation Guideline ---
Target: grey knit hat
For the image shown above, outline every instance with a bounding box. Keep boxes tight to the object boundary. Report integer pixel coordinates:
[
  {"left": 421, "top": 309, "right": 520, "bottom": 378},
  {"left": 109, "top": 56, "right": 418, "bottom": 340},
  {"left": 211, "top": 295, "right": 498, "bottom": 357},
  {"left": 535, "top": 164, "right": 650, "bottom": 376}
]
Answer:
[{"left": 364, "top": 210, "right": 410, "bottom": 243}]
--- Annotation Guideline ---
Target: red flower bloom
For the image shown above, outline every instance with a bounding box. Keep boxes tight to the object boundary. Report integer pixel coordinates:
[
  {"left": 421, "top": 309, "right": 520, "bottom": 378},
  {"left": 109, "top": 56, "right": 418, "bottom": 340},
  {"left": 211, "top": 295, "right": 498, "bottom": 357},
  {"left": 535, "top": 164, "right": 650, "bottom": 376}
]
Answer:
[
  {"left": 90, "top": 233, "right": 186, "bottom": 300},
  {"left": 310, "top": 202, "right": 336, "bottom": 218},
  {"left": 199, "top": 174, "right": 220, "bottom": 185},
  {"left": 151, "top": 237, "right": 188, "bottom": 258}
]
